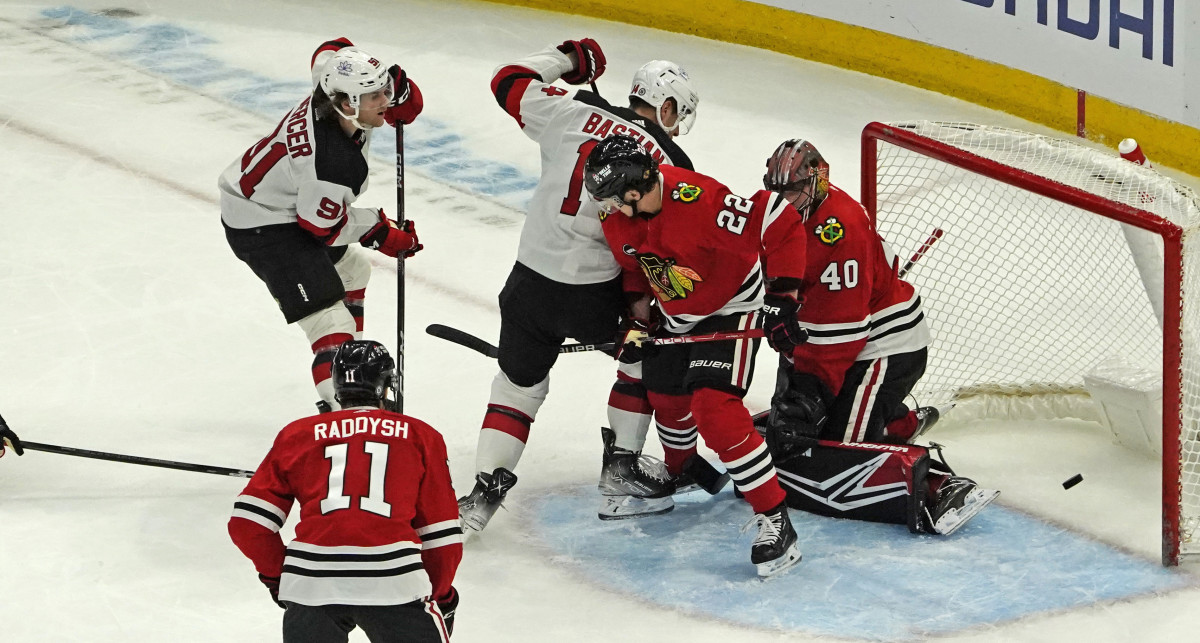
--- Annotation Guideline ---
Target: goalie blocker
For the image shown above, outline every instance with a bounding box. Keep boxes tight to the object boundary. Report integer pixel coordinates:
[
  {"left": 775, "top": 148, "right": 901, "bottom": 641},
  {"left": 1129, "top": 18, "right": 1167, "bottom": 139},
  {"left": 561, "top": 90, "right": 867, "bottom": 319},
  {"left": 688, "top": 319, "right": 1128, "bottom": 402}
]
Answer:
[{"left": 752, "top": 413, "right": 997, "bottom": 535}]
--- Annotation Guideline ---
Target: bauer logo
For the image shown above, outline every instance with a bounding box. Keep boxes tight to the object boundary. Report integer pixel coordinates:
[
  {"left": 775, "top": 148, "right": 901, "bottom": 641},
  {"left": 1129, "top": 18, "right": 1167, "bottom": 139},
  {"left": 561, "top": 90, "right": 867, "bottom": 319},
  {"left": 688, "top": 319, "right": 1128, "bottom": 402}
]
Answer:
[{"left": 690, "top": 359, "right": 732, "bottom": 370}]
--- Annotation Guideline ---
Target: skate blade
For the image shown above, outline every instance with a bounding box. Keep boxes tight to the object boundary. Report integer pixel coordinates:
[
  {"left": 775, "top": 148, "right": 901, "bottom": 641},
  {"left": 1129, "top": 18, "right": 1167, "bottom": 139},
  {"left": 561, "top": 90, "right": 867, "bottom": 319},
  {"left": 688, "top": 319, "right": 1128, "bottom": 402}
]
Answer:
[
  {"left": 755, "top": 544, "right": 803, "bottom": 579},
  {"left": 934, "top": 488, "right": 1000, "bottom": 536},
  {"left": 597, "top": 495, "right": 675, "bottom": 521}
]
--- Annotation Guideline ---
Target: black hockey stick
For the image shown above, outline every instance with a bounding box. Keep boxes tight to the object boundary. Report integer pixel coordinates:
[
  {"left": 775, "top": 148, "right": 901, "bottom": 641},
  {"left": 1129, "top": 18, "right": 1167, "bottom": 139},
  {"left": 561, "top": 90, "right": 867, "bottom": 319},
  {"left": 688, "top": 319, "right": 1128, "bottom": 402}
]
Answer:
[
  {"left": 395, "top": 122, "right": 407, "bottom": 413},
  {"left": 425, "top": 324, "right": 765, "bottom": 359},
  {"left": 18, "top": 441, "right": 254, "bottom": 478},
  {"left": 898, "top": 227, "right": 944, "bottom": 279}
]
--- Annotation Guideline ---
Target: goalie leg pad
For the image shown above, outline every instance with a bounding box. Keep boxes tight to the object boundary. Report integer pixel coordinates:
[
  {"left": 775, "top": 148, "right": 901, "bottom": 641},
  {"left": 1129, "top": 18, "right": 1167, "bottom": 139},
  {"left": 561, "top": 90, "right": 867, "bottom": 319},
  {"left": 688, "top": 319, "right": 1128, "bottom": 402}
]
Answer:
[{"left": 773, "top": 440, "right": 933, "bottom": 531}]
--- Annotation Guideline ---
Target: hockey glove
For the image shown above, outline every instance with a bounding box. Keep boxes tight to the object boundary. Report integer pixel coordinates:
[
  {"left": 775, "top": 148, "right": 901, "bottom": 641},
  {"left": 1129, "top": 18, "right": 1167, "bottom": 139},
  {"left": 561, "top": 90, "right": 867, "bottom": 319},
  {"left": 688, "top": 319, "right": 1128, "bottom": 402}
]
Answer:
[
  {"left": 437, "top": 587, "right": 460, "bottom": 637},
  {"left": 615, "top": 317, "right": 656, "bottom": 364},
  {"left": 762, "top": 292, "right": 807, "bottom": 353},
  {"left": 361, "top": 210, "right": 423, "bottom": 258},
  {"left": 258, "top": 573, "right": 284, "bottom": 609},
  {"left": 383, "top": 65, "right": 424, "bottom": 126},
  {"left": 556, "top": 38, "right": 606, "bottom": 85},
  {"left": 0, "top": 414, "right": 23, "bottom": 457}
]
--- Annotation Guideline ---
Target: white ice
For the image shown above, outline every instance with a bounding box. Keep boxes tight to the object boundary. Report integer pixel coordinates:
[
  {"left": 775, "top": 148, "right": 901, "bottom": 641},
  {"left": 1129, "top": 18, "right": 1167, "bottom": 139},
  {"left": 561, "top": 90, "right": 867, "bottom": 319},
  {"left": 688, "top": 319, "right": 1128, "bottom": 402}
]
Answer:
[{"left": 1, "top": 1, "right": 1198, "bottom": 641}]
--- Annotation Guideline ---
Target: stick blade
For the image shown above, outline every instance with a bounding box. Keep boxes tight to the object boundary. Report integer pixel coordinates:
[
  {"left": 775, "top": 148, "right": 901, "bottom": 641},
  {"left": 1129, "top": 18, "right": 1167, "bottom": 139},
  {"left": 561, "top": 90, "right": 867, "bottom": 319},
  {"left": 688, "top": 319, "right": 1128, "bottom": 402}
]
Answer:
[{"left": 425, "top": 324, "right": 500, "bottom": 359}]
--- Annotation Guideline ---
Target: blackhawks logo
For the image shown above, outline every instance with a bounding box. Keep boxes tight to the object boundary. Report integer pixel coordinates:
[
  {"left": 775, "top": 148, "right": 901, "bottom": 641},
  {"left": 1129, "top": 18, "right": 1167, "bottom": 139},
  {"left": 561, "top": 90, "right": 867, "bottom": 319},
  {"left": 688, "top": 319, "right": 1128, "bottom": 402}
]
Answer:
[
  {"left": 625, "top": 249, "right": 704, "bottom": 301},
  {"left": 671, "top": 182, "right": 703, "bottom": 203},
  {"left": 815, "top": 216, "right": 845, "bottom": 245}
]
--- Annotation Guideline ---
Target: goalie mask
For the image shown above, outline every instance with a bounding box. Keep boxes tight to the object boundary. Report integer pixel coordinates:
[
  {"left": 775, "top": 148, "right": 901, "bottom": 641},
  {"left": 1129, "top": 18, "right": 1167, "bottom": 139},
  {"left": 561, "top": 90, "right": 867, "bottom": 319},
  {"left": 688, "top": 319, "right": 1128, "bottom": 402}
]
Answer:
[
  {"left": 331, "top": 340, "right": 399, "bottom": 410},
  {"left": 319, "top": 48, "right": 393, "bottom": 130},
  {"left": 630, "top": 60, "right": 699, "bottom": 136},
  {"left": 583, "top": 135, "right": 659, "bottom": 214},
  {"left": 764, "top": 139, "right": 830, "bottom": 221}
]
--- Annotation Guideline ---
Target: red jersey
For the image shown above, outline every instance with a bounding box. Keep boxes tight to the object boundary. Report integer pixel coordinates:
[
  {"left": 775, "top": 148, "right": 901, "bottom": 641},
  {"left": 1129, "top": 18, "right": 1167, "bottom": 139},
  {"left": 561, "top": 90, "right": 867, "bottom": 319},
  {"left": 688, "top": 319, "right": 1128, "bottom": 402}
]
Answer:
[
  {"left": 228, "top": 408, "right": 462, "bottom": 606},
  {"left": 601, "top": 165, "right": 807, "bottom": 332},
  {"left": 789, "top": 186, "right": 930, "bottom": 394}
]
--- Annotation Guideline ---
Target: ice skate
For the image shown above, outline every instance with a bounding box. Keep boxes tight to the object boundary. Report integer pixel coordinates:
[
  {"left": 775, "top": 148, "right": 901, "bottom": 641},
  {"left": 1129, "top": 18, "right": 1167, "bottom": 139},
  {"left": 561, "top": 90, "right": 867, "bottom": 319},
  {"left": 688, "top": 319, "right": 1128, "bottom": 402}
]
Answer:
[
  {"left": 741, "top": 501, "right": 802, "bottom": 578},
  {"left": 458, "top": 467, "right": 518, "bottom": 537},
  {"left": 597, "top": 427, "right": 675, "bottom": 520},
  {"left": 926, "top": 476, "right": 999, "bottom": 536}
]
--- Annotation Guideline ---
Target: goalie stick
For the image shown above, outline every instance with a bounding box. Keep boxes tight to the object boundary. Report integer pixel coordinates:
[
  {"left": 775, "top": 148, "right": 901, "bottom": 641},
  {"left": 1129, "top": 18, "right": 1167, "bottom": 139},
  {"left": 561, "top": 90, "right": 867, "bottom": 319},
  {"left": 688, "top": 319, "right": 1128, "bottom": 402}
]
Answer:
[
  {"left": 426, "top": 323, "right": 765, "bottom": 359},
  {"left": 18, "top": 440, "right": 254, "bottom": 478},
  {"left": 898, "top": 227, "right": 944, "bottom": 279}
]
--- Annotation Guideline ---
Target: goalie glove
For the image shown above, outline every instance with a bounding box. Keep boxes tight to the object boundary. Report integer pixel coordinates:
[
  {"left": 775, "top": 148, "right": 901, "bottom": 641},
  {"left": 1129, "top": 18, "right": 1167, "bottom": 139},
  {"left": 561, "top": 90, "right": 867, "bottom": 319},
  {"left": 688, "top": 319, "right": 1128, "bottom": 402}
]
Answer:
[
  {"left": 0, "top": 414, "right": 22, "bottom": 457},
  {"left": 361, "top": 210, "right": 423, "bottom": 258}
]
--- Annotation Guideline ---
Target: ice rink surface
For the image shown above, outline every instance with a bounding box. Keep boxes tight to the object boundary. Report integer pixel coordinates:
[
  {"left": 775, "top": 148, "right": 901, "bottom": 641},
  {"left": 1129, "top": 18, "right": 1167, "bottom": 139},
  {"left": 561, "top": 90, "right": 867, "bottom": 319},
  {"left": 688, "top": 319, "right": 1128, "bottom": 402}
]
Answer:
[{"left": 2, "top": 1, "right": 1199, "bottom": 641}]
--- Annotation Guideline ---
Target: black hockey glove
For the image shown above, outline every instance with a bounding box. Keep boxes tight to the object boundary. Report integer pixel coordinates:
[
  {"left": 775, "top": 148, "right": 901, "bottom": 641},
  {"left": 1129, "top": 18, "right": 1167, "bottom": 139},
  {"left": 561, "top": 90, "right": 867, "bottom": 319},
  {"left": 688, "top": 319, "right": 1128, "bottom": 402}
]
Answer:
[
  {"left": 615, "top": 317, "right": 656, "bottom": 364},
  {"left": 0, "top": 413, "right": 23, "bottom": 457},
  {"left": 556, "top": 38, "right": 606, "bottom": 85},
  {"left": 762, "top": 292, "right": 807, "bottom": 353},
  {"left": 437, "top": 587, "right": 460, "bottom": 637},
  {"left": 767, "top": 372, "right": 830, "bottom": 460},
  {"left": 258, "top": 573, "right": 284, "bottom": 609}
]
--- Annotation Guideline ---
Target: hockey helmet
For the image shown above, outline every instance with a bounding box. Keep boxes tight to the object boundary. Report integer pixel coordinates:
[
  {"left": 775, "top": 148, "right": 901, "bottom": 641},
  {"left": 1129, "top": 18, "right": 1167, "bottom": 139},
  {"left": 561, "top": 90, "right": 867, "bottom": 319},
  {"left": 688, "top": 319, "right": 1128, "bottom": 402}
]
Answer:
[
  {"left": 584, "top": 135, "right": 660, "bottom": 214},
  {"left": 763, "top": 139, "right": 830, "bottom": 220},
  {"left": 331, "top": 340, "right": 399, "bottom": 410},
  {"left": 319, "top": 48, "right": 393, "bottom": 129},
  {"left": 629, "top": 60, "right": 699, "bottom": 136}
]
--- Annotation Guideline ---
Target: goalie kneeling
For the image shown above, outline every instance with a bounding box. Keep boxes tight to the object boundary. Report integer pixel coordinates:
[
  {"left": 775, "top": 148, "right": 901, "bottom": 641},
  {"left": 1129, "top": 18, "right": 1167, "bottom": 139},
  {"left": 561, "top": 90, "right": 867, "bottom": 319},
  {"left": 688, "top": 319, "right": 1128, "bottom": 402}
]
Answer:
[{"left": 756, "top": 384, "right": 998, "bottom": 536}]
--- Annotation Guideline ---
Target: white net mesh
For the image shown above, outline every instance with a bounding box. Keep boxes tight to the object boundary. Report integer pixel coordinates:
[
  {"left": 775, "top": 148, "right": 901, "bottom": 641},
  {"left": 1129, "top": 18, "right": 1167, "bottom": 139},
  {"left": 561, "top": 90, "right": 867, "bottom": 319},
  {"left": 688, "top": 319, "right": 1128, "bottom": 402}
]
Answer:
[{"left": 867, "top": 121, "right": 1200, "bottom": 562}]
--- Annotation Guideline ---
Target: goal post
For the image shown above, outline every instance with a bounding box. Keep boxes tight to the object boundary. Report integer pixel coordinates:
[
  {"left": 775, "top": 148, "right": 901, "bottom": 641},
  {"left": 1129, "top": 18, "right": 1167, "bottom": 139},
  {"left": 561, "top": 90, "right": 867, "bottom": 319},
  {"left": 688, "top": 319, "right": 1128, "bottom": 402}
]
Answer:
[{"left": 860, "top": 121, "right": 1199, "bottom": 566}]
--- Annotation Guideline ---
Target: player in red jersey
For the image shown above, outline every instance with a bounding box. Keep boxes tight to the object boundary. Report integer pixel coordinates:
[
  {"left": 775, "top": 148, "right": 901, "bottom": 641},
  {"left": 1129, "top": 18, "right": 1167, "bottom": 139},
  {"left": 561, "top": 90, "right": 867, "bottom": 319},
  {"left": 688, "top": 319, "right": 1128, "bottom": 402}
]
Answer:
[
  {"left": 759, "top": 139, "right": 997, "bottom": 536},
  {"left": 229, "top": 341, "right": 462, "bottom": 642},
  {"left": 584, "top": 135, "right": 807, "bottom": 578},
  {"left": 219, "top": 38, "right": 424, "bottom": 413},
  {"left": 459, "top": 38, "right": 703, "bottom": 533}
]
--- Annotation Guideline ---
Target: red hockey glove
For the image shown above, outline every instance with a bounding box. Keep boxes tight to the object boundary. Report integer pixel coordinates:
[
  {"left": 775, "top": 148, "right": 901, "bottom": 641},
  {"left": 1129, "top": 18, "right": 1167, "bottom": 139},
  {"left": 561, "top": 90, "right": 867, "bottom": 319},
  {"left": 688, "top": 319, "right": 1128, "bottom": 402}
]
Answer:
[
  {"left": 0, "top": 414, "right": 23, "bottom": 457},
  {"left": 615, "top": 317, "right": 656, "bottom": 364},
  {"left": 258, "top": 573, "right": 284, "bottom": 609},
  {"left": 437, "top": 587, "right": 459, "bottom": 637},
  {"left": 361, "top": 210, "right": 423, "bottom": 258},
  {"left": 762, "top": 292, "right": 807, "bottom": 353},
  {"left": 556, "top": 38, "right": 606, "bottom": 85},
  {"left": 384, "top": 65, "right": 424, "bottom": 126}
]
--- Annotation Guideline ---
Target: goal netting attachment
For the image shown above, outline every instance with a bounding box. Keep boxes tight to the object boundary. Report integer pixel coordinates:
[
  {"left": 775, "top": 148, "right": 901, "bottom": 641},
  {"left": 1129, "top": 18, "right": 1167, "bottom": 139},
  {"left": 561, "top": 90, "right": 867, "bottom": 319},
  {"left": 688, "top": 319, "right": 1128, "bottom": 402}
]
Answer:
[{"left": 861, "top": 121, "right": 1200, "bottom": 565}]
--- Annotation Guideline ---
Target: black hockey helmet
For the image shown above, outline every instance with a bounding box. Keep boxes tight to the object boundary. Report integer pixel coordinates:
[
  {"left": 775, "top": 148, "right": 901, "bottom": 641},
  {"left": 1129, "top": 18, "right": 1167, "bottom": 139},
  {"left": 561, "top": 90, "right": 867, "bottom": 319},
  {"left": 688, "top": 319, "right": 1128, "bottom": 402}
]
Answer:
[
  {"left": 332, "top": 340, "right": 398, "bottom": 410},
  {"left": 584, "top": 135, "right": 660, "bottom": 206},
  {"left": 763, "top": 139, "right": 829, "bottom": 220}
]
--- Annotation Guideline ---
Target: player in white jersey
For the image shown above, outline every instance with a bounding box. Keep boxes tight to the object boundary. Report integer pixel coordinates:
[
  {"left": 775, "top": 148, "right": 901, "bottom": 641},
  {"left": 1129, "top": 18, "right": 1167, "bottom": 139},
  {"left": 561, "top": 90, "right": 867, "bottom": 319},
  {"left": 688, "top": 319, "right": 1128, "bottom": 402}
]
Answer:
[
  {"left": 457, "top": 38, "right": 701, "bottom": 534},
  {"left": 219, "top": 38, "right": 425, "bottom": 411}
]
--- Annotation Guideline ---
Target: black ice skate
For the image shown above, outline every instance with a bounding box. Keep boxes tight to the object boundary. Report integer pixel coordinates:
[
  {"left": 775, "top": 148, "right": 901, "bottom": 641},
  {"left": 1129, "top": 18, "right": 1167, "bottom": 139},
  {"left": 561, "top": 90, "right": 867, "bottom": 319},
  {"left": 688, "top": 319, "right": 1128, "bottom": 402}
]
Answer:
[
  {"left": 315, "top": 400, "right": 333, "bottom": 414},
  {"left": 741, "top": 501, "right": 802, "bottom": 578},
  {"left": 671, "top": 454, "right": 731, "bottom": 496},
  {"left": 597, "top": 427, "right": 676, "bottom": 520},
  {"left": 457, "top": 467, "right": 518, "bottom": 537},
  {"left": 925, "top": 476, "right": 999, "bottom": 536}
]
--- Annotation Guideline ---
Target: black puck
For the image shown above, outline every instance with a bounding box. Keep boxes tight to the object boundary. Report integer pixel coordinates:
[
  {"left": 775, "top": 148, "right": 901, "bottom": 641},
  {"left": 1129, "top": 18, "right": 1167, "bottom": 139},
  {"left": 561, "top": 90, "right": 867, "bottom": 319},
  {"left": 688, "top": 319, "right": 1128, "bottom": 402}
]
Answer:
[{"left": 1062, "top": 473, "right": 1083, "bottom": 489}]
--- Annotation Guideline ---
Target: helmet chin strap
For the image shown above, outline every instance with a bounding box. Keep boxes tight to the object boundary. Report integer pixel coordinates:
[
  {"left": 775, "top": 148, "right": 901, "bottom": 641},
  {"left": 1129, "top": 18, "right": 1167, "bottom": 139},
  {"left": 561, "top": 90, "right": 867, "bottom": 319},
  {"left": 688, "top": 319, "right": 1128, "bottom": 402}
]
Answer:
[{"left": 333, "top": 99, "right": 376, "bottom": 131}]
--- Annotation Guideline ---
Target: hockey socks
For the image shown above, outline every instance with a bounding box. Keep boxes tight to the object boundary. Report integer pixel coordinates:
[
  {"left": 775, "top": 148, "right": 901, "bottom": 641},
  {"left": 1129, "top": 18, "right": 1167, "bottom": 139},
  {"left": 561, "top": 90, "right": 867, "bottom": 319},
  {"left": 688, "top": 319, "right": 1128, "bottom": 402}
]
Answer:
[
  {"left": 690, "top": 388, "right": 786, "bottom": 513},
  {"left": 647, "top": 391, "right": 698, "bottom": 476}
]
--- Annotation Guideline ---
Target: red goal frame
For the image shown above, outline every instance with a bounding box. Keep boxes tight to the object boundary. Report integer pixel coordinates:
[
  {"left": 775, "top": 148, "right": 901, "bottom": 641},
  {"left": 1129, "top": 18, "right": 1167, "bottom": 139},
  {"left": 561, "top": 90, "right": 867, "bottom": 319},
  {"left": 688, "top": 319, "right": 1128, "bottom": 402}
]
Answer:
[{"left": 860, "top": 121, "right": 1186, "bottom": 566}]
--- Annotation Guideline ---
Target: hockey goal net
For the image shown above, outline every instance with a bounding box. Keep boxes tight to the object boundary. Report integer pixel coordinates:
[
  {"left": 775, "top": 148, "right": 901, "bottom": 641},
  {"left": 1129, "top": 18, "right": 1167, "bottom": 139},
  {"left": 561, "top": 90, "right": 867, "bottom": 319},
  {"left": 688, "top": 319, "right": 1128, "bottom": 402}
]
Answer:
[{"left": 861, "top": 121, "right": 1200, "bottom": 565}]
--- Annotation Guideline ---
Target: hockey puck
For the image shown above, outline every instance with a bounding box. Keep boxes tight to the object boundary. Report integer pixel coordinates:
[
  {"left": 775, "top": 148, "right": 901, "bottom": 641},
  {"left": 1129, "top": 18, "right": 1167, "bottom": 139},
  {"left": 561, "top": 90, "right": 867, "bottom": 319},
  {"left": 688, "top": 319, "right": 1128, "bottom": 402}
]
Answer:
[{"left": 1062, "top": 473, "right": 1084, "bottom": 489}]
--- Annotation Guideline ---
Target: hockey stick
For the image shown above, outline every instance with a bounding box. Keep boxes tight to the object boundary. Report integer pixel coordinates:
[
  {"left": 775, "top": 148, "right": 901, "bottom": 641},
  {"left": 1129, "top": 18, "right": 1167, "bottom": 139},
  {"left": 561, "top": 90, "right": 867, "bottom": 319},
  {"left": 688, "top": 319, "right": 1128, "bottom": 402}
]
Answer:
[
  {"left": 395, "top": 122, "right": 407, "bottom": 413},
  {"left": 898, "top": 228, "right": 944, "bottom": 279},
  {"left": 425, "top": 323, "right": 764, "bottom": 360},
  {"left": 18, "top": 441, "right": 254, "bottom": 478}
]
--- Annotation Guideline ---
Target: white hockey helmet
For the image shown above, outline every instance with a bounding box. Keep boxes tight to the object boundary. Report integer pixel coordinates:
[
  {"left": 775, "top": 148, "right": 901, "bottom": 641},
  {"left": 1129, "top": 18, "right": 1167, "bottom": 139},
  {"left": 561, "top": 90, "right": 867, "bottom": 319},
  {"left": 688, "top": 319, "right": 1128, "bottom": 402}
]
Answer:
[
  {"left": 319, "top": 48, "right": 393, "bottom": 129},
  {"left": 629, "top": 60, "right": 699, "bottom": 136}
]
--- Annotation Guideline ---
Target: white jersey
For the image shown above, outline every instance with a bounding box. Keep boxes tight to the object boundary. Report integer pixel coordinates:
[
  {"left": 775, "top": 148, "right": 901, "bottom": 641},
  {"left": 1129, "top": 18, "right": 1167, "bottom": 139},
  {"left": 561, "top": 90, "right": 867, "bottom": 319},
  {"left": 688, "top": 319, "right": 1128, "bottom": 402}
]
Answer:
[
  {"left": 491, "top": 46, "right": 692, "bottom": 284},
  {"left": 218, "top": 95, "right": 381, "bottom": 247}
]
